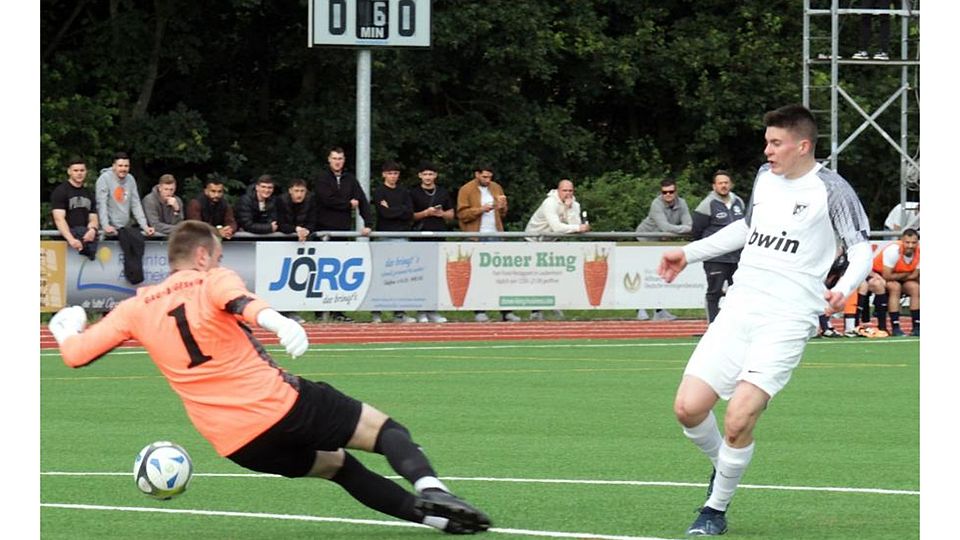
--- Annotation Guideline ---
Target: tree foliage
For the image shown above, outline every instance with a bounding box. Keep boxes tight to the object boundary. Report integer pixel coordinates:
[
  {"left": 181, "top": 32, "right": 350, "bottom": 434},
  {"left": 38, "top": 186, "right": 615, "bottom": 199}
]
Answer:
[{"left": 41, "top": 0, "right": 918, "bottom": 230}]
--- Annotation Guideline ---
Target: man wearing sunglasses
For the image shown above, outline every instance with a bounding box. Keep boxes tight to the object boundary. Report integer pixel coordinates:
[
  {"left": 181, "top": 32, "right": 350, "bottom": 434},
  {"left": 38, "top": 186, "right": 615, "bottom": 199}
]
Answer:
[{"left": 635, "top": 178, "right": 692, "bottom": 320}]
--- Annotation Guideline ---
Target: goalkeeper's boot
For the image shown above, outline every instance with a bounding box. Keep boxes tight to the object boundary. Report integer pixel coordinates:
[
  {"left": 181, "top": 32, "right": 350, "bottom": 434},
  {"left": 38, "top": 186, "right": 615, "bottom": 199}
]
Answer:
[
  {"left": 416, "top": 489, "right": 491, "bottom": 534},
  {"left": 687, "top": 506, "right": 727, "bottom": 536}
]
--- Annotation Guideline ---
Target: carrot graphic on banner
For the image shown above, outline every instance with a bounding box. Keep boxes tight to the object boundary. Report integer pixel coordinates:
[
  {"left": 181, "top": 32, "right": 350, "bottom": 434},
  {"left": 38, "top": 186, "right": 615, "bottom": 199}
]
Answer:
[
  {"left": 582, "top": 245, "right": 609, "bottom": 307},
  {"left": 446, "top": 246, "right": 472, "bottom": 307}
]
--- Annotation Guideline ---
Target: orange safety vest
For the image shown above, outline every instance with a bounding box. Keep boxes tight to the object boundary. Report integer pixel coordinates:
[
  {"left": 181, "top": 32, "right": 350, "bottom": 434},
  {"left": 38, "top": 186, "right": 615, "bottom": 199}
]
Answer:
[{"left": 872, "top": 241, "right": 920, "bottom": 274}]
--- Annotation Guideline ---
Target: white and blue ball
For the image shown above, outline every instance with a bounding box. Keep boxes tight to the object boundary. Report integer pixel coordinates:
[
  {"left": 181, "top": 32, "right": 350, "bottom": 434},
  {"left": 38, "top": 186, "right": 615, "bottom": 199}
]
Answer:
[{"left": 133, "top": 441, "right": 193, "bottom": 500}]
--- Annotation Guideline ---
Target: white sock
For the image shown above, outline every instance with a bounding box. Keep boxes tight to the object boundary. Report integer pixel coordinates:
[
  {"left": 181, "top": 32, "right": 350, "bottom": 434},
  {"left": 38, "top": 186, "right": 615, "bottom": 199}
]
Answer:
[
  {"left": 414, "top": 476, "right": 449, "bottom": 493},
  {"left": 682, "top": 410, "right": 722, "bottom": 468},
  {"left": 706, "top": 441, "right": 755, "bottom": 512},
  {"left": 844, "top": 317, "right": 857, "bottom": 332}
]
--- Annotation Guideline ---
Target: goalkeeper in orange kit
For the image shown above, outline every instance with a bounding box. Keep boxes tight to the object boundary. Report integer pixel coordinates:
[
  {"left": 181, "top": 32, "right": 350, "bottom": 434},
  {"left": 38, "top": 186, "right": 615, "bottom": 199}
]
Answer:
[{"left": 49, "top": 220, "right": 491, "bottom": 535}]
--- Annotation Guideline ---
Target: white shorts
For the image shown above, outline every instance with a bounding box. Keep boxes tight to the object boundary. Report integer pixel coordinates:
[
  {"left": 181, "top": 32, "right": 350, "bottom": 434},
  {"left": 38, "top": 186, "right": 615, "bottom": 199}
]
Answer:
[{"left": 683, "top": 295, "right": 818, "bottom": 400}]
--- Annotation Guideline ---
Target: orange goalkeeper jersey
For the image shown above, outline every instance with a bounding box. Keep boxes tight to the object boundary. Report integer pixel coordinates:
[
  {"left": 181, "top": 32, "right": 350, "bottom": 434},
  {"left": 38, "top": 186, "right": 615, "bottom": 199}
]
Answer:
[{"left": 59, "top": 267, "right": 299, "bottom": 456}]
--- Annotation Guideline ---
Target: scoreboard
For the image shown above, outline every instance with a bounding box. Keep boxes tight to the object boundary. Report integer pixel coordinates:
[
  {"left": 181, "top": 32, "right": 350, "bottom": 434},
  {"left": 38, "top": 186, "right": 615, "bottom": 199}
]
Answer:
[{"left": 309, "top": 0, "right": 431, "bottom": 48}]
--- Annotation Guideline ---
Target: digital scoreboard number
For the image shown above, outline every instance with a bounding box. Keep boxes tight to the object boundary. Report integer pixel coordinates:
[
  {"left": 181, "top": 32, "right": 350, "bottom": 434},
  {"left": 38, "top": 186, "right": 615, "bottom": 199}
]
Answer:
[{"left": 310, "top": 0, "right": 431, "bottom": 48}]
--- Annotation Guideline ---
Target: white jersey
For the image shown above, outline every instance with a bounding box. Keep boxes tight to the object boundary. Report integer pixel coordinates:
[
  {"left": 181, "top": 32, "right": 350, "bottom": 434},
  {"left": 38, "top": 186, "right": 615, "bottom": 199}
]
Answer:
[{"left": 685, "top": 163, "right": 870, "bottom": 316}]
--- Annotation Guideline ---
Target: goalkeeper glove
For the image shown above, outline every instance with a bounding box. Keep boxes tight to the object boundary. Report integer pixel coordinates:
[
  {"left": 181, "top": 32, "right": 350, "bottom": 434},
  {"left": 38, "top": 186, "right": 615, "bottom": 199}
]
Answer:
[
  {"left": 49, "top": 305, "right": 87, "bottom": 345},
  {"left": 256, "top": 308, "right": 308, "bottom": 358}
]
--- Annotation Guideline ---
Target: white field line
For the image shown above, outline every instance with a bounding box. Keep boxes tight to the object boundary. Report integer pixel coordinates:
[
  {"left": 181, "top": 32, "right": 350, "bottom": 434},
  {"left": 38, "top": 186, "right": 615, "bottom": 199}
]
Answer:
[
  {"left": 40, "top": 503, "right": 678, "bottom": 540},
  {"left": 38, "top": 338, "right": 918, "bottom": 358},
  {"left": 41, "top": 471, "right": 918, "bottom": 496}
]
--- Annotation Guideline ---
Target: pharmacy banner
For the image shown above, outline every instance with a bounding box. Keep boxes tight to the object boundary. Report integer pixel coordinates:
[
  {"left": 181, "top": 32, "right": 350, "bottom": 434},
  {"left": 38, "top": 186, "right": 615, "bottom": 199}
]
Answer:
[
  {"left": 612, "top": 246, "right": 707, "bottom": 308},
  {"left": 64, "top": 241, "right": 256, "bottom": 311},
  {"left": 437, "top": 242, "right": 616, "bottom": 310}
]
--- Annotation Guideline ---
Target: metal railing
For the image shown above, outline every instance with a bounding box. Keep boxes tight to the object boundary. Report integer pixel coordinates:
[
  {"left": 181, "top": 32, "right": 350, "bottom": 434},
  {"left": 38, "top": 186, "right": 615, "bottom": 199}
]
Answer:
[{"left": 39, "top": 229, "right": 904, "bottom": 241}]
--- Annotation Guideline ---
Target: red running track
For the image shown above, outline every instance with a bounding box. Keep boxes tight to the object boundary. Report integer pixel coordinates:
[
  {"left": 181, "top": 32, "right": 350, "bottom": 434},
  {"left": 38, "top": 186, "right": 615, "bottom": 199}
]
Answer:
[
  {"left": 39, "top": 319, "right": 710, "bottom": 350},
  {"left": 39, "top": 317, "right": 913, "bottom": 350}
]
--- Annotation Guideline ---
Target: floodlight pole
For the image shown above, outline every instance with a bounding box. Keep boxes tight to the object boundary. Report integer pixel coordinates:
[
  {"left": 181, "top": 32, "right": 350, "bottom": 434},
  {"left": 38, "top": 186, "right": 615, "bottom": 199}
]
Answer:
[{"left": 355, "top": 48, "right": 372, "bottom": 237}]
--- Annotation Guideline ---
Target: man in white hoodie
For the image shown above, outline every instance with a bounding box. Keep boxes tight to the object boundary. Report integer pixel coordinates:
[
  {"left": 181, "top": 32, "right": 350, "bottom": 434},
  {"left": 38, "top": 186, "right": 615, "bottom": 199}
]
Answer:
[
  {"left": 524, "top": 179, "right": 590, "bottom": 239},
  {"left": 524, "top": 179, "right": 590, "bottom": 320}
]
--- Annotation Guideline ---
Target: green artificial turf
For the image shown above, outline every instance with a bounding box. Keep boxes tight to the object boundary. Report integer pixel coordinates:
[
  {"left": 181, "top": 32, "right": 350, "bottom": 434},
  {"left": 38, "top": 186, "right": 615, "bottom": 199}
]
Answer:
[{"left": 41, "top": 337, "right": 919, "bottom": 539}]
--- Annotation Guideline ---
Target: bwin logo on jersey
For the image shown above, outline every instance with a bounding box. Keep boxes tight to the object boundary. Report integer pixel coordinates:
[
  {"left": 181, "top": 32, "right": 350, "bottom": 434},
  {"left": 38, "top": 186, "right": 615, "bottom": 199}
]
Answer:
[
  {"left": 267, "top": 247, "right": 365, "bottom": 297},
  {"left": 747, "top": 229, "right": 800, "bottom": 254}
]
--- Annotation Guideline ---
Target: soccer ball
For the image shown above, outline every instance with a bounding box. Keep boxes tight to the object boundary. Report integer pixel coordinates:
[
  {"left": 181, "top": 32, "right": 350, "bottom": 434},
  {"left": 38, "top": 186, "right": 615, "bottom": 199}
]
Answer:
[{"left": 133, "top": 441, "right": 193, "bottom": 500}]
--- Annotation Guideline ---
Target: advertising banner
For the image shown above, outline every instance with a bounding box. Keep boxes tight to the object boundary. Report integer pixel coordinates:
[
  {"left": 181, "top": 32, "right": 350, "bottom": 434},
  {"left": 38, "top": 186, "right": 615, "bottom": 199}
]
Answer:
[
  {"left": 613, "top": 246, "right": 707, "bottom": 308},
  {"left": 40, "top": 241, "right": 67, "bottom": 312},
  {"left": 256, "top": 242, "right": 372, "bottom": 311},
  {"left": 65, "top": 241, "right": 255, "bottom": 311},
  {"left": 437, "top": 242, "right": 616, "bottom": 310},
  {"left": 358, "top": 242, "right": 437, "bottom": 311}
]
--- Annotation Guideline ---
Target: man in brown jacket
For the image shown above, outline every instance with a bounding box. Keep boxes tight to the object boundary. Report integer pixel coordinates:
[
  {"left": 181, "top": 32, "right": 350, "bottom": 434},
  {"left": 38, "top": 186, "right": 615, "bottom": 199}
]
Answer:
[
  {"left": 457, "top": 165, "right": 507, "bottom": 235},
  {"left": 456, "top": 165, "right": 519, "bottom": 322}
]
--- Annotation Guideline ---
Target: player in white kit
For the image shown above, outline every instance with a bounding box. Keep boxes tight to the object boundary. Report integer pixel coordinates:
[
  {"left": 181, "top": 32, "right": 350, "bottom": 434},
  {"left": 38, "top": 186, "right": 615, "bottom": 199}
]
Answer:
[{"left": 658, "top": 104, "right": 873, "bottom": 536}]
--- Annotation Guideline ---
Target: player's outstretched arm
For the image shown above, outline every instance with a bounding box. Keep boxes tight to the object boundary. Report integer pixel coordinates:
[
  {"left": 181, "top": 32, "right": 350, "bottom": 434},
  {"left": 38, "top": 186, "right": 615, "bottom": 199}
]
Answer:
[
  {"left": 256, "top": 308, "right": 309, "bottom": 358},
  {"left": 51, "top": 305, "right": 130, "bottom": 368},
  {"left": 658, "top": 249, "right": 688, "bottom": 284}
]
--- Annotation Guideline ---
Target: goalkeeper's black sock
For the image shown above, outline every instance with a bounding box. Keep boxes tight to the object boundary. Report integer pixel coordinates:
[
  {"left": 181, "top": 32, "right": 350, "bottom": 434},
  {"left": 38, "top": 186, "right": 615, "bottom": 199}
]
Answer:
[
  {"left": 874, "top": 294, "right": 888, "bottom": 330},
  {"left": 911, "top": 309, "right": 919, "bottom": 334},
  {"left": 890, "top": 310, "right": 902, "bottom": 332},
  {"left": 374, "top": 418, "right": 446, "bottom": 492},
  {"left": 818, "top": 314, "right": 830, "bottom": 332},
  {"left": 330, "top": 452, "right": 421, "bottom": 523}
]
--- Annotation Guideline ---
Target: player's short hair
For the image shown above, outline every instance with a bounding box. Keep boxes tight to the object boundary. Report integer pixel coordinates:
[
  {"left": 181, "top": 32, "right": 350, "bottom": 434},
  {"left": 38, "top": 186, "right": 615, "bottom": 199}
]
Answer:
[
  {"left": 66, "top": 157, "right": 86, "bottom": 168},
  {"left": 288, "top": 178, "right": 308, "bottom": 189},
  {"left": 763, "top": 104, "right": 818, "bottom": 149},
  {"left": 901, "top": 228, "right": 919, "bottom": 240},
  {"left": 168, "top": 221, "right": 220, "bottom": 266},
  {"left": 158, "top": 174, "right": 176, "bottom": 186},
  {"left": 381, "top": 161, "right": 401, "bottom": 172},
  {"left": 712, "top": 170, "right": 731, "bottom": 183}
]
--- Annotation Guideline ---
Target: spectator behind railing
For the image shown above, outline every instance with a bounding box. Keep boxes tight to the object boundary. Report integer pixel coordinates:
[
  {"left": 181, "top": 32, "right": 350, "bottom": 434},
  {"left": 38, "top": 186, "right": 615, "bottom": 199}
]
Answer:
[
  {"left": 276, "top": 178, "right": 316, "bottom": 242},
  {"left": 186, "top": 177, "right": 238, "bottom": 240},
  {"left": 313, "top": 146, "right": 371, "bottom": 239},
  {"left": 142, "top": 174, "right": 184, "bottom": 236},
  {"left": 95, "top": 152, "right": 154, "bottom": 284},
  {"left": 524, "top": 178, "right": 590, "bottom": 321},
  {"left": 457, "top": 165, "right": 519, "bottom": 323},
  {"left": 312, "top": 146, "right": 370, "bottom": 322},
  {"left": 50, "top": 157, "right": 99, "bottom": 260},
  {"left": 370, "top": 161, "right": 417, "bottom": 324},
  {"left": 410, "top": 162, "right": 454, "bottom": 323},
  {"left": 235, "top": 174, "right": 279, "bottom": 235},
  {"left": 635, "top": 177, "right": 691, "bottom": 321}
]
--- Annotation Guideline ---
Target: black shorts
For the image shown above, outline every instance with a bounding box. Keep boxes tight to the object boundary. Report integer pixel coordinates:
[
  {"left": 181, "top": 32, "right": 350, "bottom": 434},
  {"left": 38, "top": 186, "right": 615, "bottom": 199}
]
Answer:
[{"left": 226, "top": 377, "right": 363, "bottom": 478}]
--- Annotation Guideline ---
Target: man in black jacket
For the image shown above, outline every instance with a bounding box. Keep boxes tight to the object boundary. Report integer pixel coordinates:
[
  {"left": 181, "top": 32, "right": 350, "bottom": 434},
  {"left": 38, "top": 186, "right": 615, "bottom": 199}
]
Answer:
[
  {"left": 314, "top": 147, "right": 371, "bottom": 237},
  {"left": 276, "top": 178, "right": 316, "bottom": 242},
  {"left": 691, "top": 170, "right": 746, "bottom": 323},
  {"left": 236, "top": 175, "right": 279, "bottom": 235}
]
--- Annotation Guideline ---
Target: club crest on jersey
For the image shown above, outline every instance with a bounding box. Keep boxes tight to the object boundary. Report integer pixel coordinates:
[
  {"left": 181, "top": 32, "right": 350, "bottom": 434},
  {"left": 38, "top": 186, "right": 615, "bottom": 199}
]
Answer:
[{"left": 792, "top": 201, "right": 810, "bottom": 220}]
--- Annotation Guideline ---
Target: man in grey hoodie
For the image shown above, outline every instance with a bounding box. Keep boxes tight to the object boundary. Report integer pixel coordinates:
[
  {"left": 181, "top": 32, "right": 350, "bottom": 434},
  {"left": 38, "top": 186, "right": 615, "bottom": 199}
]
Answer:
[
  {"left": 96, "top": 152, "right": 154, "bottom": 284},
  {"left": 634, "top": 178, "right": 691, "bottom": 321},
  {"left": 142, "top": 174, "right": 184, "bottom": 236}
]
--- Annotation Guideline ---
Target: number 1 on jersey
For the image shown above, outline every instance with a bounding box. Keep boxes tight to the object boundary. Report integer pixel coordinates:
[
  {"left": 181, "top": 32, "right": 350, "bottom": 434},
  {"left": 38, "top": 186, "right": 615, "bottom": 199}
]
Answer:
[{"left": 167, "top": 304, "right": 213, "bottom": 368}]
